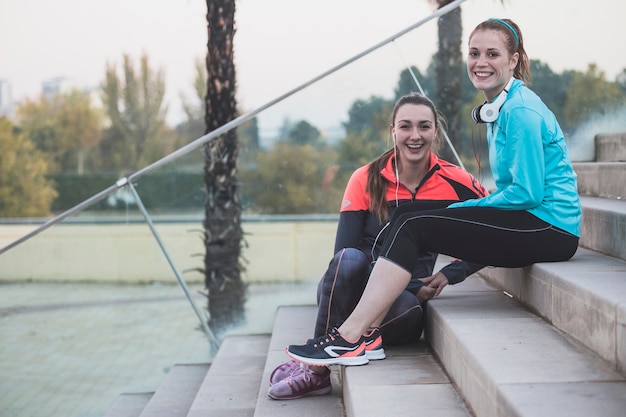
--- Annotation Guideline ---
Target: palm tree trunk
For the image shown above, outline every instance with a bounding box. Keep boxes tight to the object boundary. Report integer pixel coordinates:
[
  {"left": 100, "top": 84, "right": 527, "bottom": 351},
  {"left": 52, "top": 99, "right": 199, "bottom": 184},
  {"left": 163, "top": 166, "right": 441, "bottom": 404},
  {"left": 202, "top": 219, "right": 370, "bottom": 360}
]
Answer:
[
  {"left": 435, "top": 0, "right": 463, "bottom": 159},
  {"left": 204, "top": 0, "right": 246, "bottom": 337}
]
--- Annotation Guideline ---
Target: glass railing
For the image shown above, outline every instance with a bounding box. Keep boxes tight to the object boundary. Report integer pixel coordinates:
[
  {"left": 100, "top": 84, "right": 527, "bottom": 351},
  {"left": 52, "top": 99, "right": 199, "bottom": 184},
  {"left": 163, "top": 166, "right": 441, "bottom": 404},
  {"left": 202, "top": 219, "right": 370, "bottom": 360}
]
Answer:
[{"left": 0, "top": 0, "right": 467, "bottom": 344}]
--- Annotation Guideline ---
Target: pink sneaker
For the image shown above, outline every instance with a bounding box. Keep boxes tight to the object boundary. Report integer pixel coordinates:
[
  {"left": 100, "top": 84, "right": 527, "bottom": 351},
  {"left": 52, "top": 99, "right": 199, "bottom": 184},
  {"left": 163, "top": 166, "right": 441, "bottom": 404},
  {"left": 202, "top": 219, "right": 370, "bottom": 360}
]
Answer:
[
  {"left": 267, "top": 365, "right": 332, "bottom": 400},
  {"left": 269, "top": 359, "right": 301, "bottom": 385}
]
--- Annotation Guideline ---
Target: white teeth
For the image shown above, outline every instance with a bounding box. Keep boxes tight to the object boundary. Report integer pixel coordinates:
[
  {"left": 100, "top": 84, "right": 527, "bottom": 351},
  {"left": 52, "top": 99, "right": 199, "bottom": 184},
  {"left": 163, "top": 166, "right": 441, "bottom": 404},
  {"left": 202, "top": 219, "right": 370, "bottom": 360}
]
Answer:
[{"left": 407, "top": 144, "right": 423, "bottom": 149}]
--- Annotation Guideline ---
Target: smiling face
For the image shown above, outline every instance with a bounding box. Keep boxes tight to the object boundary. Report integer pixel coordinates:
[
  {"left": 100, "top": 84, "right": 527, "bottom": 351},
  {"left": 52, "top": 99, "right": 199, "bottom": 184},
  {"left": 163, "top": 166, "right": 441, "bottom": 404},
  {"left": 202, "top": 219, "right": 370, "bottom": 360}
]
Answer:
[
  {"left": 467, "top": 29, "right": 519, "bottom": 101},
  {"left": 391, "top": 103, "right": 437, "bottom": 168}
]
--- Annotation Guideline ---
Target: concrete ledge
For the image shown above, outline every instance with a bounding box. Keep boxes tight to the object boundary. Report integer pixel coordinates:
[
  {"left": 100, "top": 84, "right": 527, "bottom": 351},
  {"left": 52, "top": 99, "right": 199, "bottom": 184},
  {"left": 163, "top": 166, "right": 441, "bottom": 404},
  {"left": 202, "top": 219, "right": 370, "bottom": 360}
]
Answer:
[
  {"left": 342, "top": 342, "right": 472, "bottom": 417},
  {"left": 595, "top": 133, "right": 626, "bottom": 162},
  {"left": 574, "top": 162, "right": 626, "bottom": 199},
  {"left": 579, "top": 196, "right": 626, "bottom": 261},
  {"left": 426, "top": 277, "right": 626, "bottom": 417},
  {"left": 478, "top": 248, "right": 626, "bottom": 374}
]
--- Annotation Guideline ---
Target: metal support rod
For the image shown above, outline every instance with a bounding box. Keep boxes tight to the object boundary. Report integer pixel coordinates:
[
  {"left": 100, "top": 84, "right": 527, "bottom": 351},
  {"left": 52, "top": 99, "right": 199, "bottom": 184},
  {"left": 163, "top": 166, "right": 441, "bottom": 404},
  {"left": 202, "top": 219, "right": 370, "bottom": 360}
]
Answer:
[{"left": 125, "top": 180, "right": 220, "bottom": 353}]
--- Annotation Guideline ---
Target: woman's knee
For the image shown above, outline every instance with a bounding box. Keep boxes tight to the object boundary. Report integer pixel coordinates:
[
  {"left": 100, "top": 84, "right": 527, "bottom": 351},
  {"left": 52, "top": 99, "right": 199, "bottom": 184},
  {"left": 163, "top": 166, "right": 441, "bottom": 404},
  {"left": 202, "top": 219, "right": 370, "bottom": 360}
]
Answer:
[
  {"left": 317, "top": 248, "right": 370, "bottom": 302},
  {"left": 326, "top": 248, "right": 370, "bottom": 281}
]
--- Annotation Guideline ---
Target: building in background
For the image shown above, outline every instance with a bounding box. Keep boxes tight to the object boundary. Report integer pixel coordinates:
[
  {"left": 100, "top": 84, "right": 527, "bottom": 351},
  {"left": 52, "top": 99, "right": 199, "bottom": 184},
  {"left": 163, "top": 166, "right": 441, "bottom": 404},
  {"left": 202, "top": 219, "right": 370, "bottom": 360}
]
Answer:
[
  {"left": 0, "top": 79, "right": 13, "bottom": 118},
  {"left": 42, "top": 76, "right": 80, "bottom": 99}
]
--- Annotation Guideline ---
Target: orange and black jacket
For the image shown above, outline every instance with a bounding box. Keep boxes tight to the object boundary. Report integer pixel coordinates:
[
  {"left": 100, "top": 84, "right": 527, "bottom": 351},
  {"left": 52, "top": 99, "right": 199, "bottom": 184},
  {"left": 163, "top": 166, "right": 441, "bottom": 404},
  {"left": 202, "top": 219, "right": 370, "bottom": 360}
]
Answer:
[{"left": 336, "top": 152, "right": 488, "bottom": 288}]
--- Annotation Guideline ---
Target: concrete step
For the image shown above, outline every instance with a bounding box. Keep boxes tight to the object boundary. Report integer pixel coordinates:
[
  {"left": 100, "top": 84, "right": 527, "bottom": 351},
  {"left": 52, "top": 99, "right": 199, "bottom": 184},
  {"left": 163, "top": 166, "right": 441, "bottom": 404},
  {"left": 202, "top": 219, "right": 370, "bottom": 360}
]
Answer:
[
  {"left": 105, "top": 334, "right": 269, "bottom": 417},
  {"left": 574, "top": 162, "right": 626, "bottom": 199},
  {"left": 186, "top": 334, "right": 270, "bottom": 417},
  {"left": 342, "top": 340, "right": 473, "bottom": 417},
  {"left": 137, "top": 363, "right": 210, "bottom": 417},
  {"left": 579, "top": 195, "right": 626, "bottom": 262},
  {"left": 426, "top": 276, "right": 626, "bottom": 417},
  {"left": 256, "top": 305, "right": 473, "bottom": 417},
  {"left": 103, "top": 392, "right": 153, "bottom": 417},
  {"left": 253, "top": 305, "right": 345, "bottom": 417},
  {"left": 593, "top": 133, "right": 626, "bottom": 163},
  {"left": 478, "top": 247, "right": 626, "bottom": 375}
]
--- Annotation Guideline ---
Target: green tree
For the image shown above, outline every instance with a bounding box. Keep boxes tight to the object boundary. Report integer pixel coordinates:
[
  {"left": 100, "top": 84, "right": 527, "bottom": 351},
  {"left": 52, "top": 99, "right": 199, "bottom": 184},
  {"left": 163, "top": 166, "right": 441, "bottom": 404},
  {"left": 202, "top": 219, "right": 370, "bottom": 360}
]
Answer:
[
  {"left": 244, "top": 143, "right": 340, "bottom": 214},
  {"left": 394, "top": 65, "right": 435, "bottom": 100},
  {"left": 339, "top": 96, "right": 392, "bottom": 171},
  {"left": 343, "top": 96, "right": 392, "bottom": 138},
  {"left": 0, "top": 118, "right": 57, "bottom": 217},
  {"left": 564, "top": 63, "right": 626, "bottom": 128},
  {"left": 14, "top": 89, "right": 102, "bottom": 174},
  {"left": 284, "top": 120, "right": 321, "bottom": 146},
  {"left": 237, "top": 118, "right": 260, "bottom": 169},
  {"left": 14, "top": 96, "right": 60, "bottom": 171},
  {"left": 617, "top": 68, "right": 626, "bottom": 95},
  {"left": 203, "top": 0, "right": 246, "bottom": 335},
  {"left": 529, "top": 60, "right": 573, "bottom": 130},
  {"left": 99, "top": 53, "right": 168, "bottom": 172},
  {"left": 57, "top": 90, "right": 103, "bottom": 174},
  {"left": 178, "top": 58, "right": 207, "bottom": 144}
]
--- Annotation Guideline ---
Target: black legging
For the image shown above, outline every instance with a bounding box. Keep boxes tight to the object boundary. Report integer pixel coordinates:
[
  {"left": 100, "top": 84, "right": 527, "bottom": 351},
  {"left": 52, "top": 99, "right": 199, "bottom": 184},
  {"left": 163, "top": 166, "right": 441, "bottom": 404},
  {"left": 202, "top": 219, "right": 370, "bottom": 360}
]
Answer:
[
  {"left": 381, "top": 204, "right": 579, "bottom": 271},
  {"left": 315, "top": 248, "right": 423, "bottom": 345}
]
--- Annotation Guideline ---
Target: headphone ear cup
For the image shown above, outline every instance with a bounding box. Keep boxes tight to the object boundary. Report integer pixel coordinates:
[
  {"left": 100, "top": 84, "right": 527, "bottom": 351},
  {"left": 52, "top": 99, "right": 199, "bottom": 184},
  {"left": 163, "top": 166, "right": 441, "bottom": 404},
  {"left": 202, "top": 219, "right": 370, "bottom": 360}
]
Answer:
[
  {"left": 479, "top": 102, "right": 499, "bottom": 123},
  {"left": 471, "top": 100, "right": 500, "bottom": 123},
  {"left": 472, "top": 77, "right": 515, "bottom": 124},
  {"left": 471, "top": 104, "right": 483, "bottom": 123}
]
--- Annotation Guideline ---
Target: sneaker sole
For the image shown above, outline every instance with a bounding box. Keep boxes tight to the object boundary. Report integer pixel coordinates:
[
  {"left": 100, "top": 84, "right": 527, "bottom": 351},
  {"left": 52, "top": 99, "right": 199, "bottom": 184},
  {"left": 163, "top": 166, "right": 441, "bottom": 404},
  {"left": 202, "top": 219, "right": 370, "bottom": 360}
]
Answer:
[
  {"left": 365, "top": 348, "right": 386, "bottom": 360},
  {"left": 267, "top": 384, "right": 332, "bottom": 400},
  {"left": 286, "top": 349, "right": 369, "bottom": 366}
]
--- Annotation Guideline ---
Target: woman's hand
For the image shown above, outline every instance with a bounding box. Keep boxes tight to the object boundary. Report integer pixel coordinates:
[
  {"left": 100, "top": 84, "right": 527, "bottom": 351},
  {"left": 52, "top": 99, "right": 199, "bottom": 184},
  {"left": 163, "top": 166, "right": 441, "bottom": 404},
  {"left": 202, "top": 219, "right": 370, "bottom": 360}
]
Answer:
[{"left": 417, "top": 271, "right": 449, "bottom": 301}]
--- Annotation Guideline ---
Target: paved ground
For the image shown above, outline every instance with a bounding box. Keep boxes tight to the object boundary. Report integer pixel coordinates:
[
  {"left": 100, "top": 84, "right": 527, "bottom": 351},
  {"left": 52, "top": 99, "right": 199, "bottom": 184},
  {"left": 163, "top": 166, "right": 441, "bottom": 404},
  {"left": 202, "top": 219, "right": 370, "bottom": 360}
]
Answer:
[{"left": 0, "top": 281, "right": 317, "bottom": 417}]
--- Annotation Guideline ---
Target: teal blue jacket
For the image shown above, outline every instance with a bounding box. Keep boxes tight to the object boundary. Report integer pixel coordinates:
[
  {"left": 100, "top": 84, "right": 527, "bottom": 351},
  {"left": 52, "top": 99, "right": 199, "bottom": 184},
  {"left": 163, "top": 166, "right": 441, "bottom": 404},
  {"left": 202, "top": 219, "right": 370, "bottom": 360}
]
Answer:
[{"left": 449, "top": 79, "right": 582, "bottom": 237}]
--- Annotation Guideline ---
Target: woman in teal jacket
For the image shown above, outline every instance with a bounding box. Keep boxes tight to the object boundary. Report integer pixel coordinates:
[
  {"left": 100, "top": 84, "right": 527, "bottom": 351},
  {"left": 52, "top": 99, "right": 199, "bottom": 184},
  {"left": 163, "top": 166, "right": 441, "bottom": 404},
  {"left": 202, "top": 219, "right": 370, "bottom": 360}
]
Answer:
[{"left": 285, "top": 18, "right": 583, "bottom": 366}]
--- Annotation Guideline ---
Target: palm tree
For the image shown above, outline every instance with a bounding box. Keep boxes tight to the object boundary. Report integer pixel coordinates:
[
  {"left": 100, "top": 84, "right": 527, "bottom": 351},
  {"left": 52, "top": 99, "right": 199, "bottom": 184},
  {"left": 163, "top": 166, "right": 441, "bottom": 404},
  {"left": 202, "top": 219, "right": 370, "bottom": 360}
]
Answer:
[
  {"left": 203, "top": 0, "right": 246, "bottom": 337},
  {"left": 430, "top": 0, "right": 505, "bottom": 162},
  {"left": 430, "top": 0, "right": 463, "bottom": 160}
]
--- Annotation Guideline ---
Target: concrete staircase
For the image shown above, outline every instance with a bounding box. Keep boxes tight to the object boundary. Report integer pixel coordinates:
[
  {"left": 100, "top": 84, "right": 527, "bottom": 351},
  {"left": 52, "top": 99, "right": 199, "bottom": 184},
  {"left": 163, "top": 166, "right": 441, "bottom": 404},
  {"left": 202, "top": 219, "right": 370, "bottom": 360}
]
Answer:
[{"left": 104, "top": 133, "right": 626, "bottom": 417}]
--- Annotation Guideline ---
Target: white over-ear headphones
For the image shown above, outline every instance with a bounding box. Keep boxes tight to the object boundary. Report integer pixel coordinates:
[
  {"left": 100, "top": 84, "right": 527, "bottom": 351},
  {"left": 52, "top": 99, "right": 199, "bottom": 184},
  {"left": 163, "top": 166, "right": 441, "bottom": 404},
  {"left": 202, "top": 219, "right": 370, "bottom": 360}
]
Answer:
[{"left": 471, "top": 77, "right": 515, "bottom": 123}]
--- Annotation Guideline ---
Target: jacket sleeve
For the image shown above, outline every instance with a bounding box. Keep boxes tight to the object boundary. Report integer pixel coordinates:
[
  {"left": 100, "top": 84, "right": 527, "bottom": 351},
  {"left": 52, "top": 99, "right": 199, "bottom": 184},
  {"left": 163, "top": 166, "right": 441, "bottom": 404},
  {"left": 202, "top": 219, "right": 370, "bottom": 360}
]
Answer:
[
  {"left": 334, "top": 210, "right": 367, "bottom": 255},
  {"left": 334, "top": 166, "right": 370, "bottom": 254},
  {"left": 439, "top": 259, "right": 485, "bottom": 285},
  {"left": 449, "top": 107, "right": 544, "bottom": 210},
  {"left": 405, "top": 251, "right": 438, "bottom": 294}
]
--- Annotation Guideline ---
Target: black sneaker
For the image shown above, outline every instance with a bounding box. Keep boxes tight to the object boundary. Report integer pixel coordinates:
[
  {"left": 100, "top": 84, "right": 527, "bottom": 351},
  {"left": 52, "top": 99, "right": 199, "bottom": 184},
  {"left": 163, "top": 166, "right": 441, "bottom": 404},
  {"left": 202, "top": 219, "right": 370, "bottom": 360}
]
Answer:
[
  {"left": 286, "top": 327, "right": 368, "bottom": 366},
  {"left": 363, "top": 327, "right": 386, "bottom": 360}
]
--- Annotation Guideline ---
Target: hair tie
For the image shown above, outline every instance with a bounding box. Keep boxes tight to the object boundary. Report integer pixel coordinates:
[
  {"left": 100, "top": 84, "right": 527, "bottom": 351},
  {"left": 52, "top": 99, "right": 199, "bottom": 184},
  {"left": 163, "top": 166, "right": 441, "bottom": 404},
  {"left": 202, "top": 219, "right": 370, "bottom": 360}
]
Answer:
[{"left": 489, "top": 18, "right": 519, "bottom": 48}]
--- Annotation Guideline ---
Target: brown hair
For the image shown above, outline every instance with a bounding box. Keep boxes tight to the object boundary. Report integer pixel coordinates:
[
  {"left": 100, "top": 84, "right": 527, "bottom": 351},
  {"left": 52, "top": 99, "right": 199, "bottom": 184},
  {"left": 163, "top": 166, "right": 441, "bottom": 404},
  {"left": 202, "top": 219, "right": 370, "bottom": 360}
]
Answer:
[
  {"left": 470, "top": 18, "right": 532, "bottom": 84},
  {"left": 365, "top": 93, "right": 445, "bottom": 222}
]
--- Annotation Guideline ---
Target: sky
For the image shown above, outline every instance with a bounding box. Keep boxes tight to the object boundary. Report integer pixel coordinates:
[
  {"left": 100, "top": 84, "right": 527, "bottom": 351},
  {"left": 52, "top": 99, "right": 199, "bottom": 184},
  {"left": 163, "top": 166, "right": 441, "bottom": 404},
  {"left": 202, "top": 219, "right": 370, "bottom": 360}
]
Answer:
[{"left": 1, "top": 0, "right": 625, "bottom": 138}]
